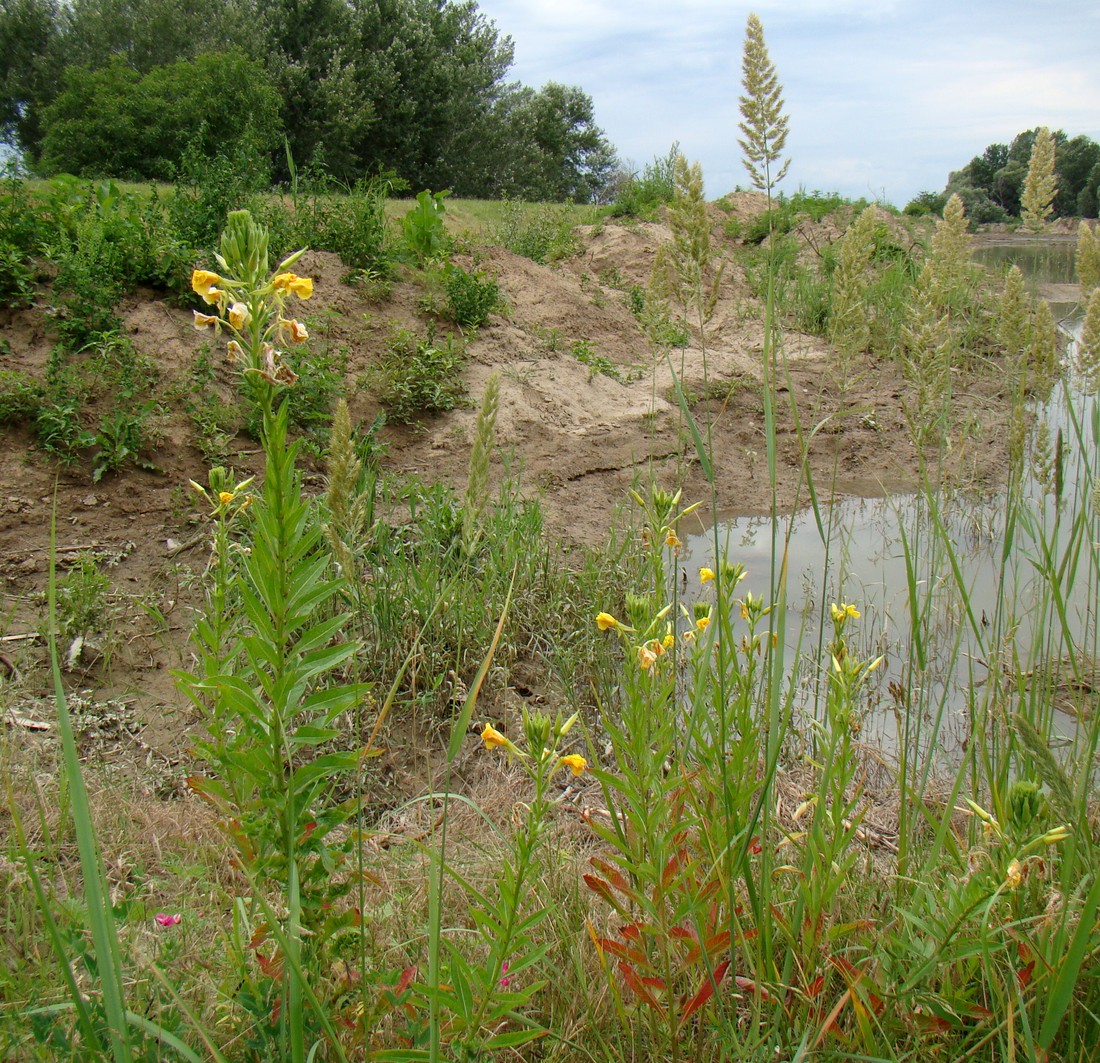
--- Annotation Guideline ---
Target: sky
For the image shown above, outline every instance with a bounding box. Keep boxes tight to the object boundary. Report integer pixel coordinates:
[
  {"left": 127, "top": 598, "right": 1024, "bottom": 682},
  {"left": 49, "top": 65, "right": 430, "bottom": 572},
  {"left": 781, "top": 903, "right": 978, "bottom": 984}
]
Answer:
[{"left": 473, "top": 0, "right": 1100, "bottom": 208}]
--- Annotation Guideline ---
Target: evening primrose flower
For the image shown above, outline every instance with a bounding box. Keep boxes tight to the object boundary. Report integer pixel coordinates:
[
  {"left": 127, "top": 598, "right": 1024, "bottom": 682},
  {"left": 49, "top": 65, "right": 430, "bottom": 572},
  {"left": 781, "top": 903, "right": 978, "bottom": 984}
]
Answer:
[
  {"left": 218, "top": 491, "right": 235, "bottom": 507},
  {"left": 273, "top": 272, "right": 314, "bottom": 300},
  {"left": 1004, "top": 859, "right": 1024, "bottom": 890},
  {"left": 226, "top": 339, "right": 244, "bottom": 364},
  {"left": 228, "top": 301, "right": 251, "bottom": 330},
  {"left": 596, "top": 612, "right": 620, "bottom": 631},
  {"left": 665, "top": 528, "right": 682, "bottom": 551},
  {"left": 831, "top": 602, "right": 861, "bottom": 622},
  {"left": 191, "top": 269, "right": 221, "bottom": 302},
  {"left": 559, "top": 753, "right": 587, "bottom": 776},
  {"left": 696, "top": 616, "right": 711, "bottom": 632},
  {"left": 699, "top": 567, "right": 716, "bottom": 584},
  {"left": 481, "top": 723, "right": 508, "bottom": 750},
  {"left": 278, "top": 318, "right": 309, "bottom": 343},
  {"left": 192, "top": 311, "right": 219, "bottom": 331},
  {"left": 637, "top": 644, "right": 658, "bottom": 671}
]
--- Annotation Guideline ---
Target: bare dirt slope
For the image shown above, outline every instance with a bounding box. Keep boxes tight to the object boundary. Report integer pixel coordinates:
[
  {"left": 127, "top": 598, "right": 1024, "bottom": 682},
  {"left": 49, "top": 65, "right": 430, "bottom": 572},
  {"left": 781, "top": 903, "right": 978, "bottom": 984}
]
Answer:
[{"left": 0, "top": 195, "right": 1014, "bottom": 758}]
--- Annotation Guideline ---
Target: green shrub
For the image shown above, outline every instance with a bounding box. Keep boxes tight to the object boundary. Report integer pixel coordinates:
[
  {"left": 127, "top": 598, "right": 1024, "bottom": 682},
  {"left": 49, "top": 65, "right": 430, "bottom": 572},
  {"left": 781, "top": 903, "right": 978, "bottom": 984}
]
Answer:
[
  {"left": 445, "top": 264, "right": 501, "bottom": 327},
  {"left": 489, "top": 200, "right": 578, "bottom": 264},
  {"left": 608, "top": 142, "right": 679, "bottom": 218},
  {"left": 373, "top": 326, "right": 466, "bottom": 422},
  {"left": 0, "top": 369, "right": 44, "bottom": 424}
]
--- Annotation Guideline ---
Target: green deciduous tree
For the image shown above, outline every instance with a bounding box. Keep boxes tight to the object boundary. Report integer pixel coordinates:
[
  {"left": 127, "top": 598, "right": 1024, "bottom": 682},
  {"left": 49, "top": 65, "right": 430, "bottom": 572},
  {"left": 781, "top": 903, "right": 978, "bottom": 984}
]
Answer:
[
  {"left": 737, "top": 11, "right": 789, "bottom": 205},
  {"left": 39, "top": 52, "right": 281, "bottom": 180}
]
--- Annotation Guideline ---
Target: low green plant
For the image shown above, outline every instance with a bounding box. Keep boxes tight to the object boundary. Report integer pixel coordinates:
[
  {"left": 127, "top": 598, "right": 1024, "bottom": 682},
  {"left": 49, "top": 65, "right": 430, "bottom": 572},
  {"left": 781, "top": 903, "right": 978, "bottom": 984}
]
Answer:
[
  {"left": 0, "top": 368, "right": 44, "bottom": 424},
  {"left": 373, "top": 325, "right": 467, "bottom": 423},
  {"left": 91, "top": 402, "right": 159, "bottom": 482},
  {"left": 489, "top": 199, "right": 579, "bottom": 263},
  {"left": 609, "top": 142, "right": 680, "bottom": 219},
  {"left": 444, "top": 263, "right": 501, "bottom": 327},
  {"left": 402, "top": 188, "right": 451, "bottom": 264},
  {"left": 571, "top": 338, "right": 621, "bottom": 380}
]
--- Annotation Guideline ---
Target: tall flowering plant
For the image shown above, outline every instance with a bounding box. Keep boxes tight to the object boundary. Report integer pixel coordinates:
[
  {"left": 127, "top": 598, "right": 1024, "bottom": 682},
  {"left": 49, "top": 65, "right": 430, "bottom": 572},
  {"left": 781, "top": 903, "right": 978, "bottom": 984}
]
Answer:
[{"left": 177, "top": 211, "right": 366, "bottom": 1059}]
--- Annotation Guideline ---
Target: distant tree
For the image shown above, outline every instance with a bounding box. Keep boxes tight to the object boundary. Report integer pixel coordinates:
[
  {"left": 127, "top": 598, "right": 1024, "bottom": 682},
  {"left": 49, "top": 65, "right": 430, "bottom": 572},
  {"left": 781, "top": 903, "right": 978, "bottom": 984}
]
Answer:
[
  {"left": 481, "top": 82, "right": 616, "bottom": 202},
  {"left": 990, "top": 159, "right": 1027, "bottom": 215},
  {"left": 1054, "top": 135, "right": 1100, "bottom": 217},
  {"left": 0, "top": 0, "right": 59, "bottom": 150},
  {"left": 1021, "top": 126, "right": 1058, "bottom": 231},
  {"left": 737, "top": 11, "right": 789, "bottom": 205},
  {"left": 903, "top": 191, "right": 947, "bottom": 217},
  {"left": 38, "top": 51, "right": 281, "bottom": 180},
  {"left": 1079, "top": 161, "right": 1100, "bottom": 218}
]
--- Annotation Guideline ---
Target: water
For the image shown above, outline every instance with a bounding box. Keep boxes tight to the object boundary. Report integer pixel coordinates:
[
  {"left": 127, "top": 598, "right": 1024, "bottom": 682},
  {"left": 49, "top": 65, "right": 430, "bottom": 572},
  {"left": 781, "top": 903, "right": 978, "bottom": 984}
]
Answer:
[{"left": 681, "top": 244, "right": 1096, "bottom": 763}]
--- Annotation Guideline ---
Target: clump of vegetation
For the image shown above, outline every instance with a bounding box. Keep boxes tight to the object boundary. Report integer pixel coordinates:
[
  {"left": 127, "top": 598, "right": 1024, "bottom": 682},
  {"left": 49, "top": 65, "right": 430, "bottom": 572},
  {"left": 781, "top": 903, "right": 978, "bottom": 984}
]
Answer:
[
  {"left": 372, "top": 325, "right": 467, "bottom": 423},
  {"left": 490, "top": 199, "right": 579, "bottom": 263}
]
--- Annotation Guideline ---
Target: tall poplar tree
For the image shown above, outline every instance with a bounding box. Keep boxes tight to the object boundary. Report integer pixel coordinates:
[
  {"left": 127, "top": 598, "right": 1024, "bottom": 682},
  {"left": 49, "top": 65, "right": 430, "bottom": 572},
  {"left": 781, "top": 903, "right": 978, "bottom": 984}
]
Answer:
[
  {"left": 1021, "top": 126, "right": 1058, "bottom": 232},
  {"left": 737, "top": 12, "right": 789, "bottom": 207}
]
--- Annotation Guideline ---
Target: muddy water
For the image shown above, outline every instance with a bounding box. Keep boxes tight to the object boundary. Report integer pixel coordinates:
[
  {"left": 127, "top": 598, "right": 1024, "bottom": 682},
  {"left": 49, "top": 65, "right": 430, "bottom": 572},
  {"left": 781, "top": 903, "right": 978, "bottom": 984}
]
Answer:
[{"left": 682, "top": 243, "right": 1094, "bottom": 762}]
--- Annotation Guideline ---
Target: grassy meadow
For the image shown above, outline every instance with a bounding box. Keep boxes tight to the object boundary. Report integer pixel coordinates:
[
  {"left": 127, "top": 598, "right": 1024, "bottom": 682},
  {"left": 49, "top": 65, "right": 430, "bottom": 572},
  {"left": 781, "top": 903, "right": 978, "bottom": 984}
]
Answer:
[{"left": 1, "top": 150, "right": 1100, "bottom": 1063}]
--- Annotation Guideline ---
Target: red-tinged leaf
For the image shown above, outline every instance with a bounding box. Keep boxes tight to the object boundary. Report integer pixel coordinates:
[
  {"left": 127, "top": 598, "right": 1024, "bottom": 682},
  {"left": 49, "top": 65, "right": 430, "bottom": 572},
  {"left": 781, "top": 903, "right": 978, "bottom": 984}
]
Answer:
[
  {"left": 680, "top": 943, "right": 702, "bottom": 967},
  {"left": 584, "top": 873, "right": 624, "bottom": 912},
  {"left": 619, "top": 962, "right": 666, "bottom": 1016},
  {"left": 829, "top": 957, "right": 884, "bottom": 1015},
  {"left": 699, "top": 879, "right": 720, "bottom": 902},
  {"left": 910, "top": 1010, "right": 953, "bottom": 1033},
  {"left": 598, "top": 937, "right": 649, "bottom": 967},
  {"left": 1018, "top": 960, "right": 1036, "bottom": 989},
  {"left": 669, "top": 926, "right": 697, "bottom": 942},
  {"left": 396, "top": 966, "right": 417, "bottom": 995},
  {"left": 297, "top": 820, "right": 317, "bottom": 844},
  {"left": 619, "top": 921, "right": 643, "bottom": 941},
  {"left": 704, "top": 930, "right": 731, "bottom": 955},
  {"left": 965, "top": 1004, "right": 995, "bottom": 1022},
  {"left": 1017, "top": 940, "right": 1032, "bottom": 962},
  {"left": 813, "top": 989, "right": 853, "bottom": 1049},
  {"left": 641, "top": 976, "right": 668, "bottom": 991},
  {"left": 749, "top": 835, "right": 762, "bottom": 855},
  {"left": 257, "top": 951, "right": 283, "bottom": 978},
  {"left": 737, "top": 926, "right": 759, "bottom": 942},
  {"left": 589, "top": 857, "right": 631, "bottom": 895},
  {"left": 662, "top": 850, "right": 683, "bottom": 889},
  {"left": 248, "top": 924, "right": 270, "bottom": 950},
  {"left": 679, "top": 960, "right": 730, "bottom": 1028},
  {"left": 806, "top": 975, "right": 825, "bottom": 999},
  {"left": 734, "top": 976, "right": 775, "bottom": 1004}
]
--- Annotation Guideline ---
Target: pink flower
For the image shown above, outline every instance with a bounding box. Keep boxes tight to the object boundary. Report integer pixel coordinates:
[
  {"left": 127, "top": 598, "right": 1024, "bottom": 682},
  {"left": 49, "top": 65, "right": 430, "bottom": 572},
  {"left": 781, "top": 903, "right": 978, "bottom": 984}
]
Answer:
[
  {"left": 154, "top": 913, "right": 182, "bottom": 927},
  {"left": 498, "top": 961, "right": 511, "bottom": 988}
]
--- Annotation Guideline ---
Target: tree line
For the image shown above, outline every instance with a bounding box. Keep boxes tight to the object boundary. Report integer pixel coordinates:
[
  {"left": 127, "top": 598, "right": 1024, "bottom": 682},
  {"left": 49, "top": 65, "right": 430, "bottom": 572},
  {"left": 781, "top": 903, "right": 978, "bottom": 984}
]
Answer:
[
  {"left": 910, "top": 127, "right": 1100, "bottom": 222},
  {"left": 0, "top": 0, "right": 618, "bottom": 202}
]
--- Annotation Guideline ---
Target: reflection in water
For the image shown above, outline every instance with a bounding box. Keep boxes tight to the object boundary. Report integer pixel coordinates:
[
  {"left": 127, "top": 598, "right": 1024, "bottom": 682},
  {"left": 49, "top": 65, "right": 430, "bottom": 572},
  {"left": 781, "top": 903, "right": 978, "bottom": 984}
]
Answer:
[{"left": 682, "top": 258, "right": 1094, "bottom": 767}]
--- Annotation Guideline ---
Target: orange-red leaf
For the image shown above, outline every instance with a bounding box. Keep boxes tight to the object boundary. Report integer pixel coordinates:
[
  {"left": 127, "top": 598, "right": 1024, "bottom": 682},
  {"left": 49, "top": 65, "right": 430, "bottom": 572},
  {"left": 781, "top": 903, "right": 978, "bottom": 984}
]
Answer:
[
  {"left": 584, "top": 873, "right": 624, "bottom": 912},
  {"left": 679, "top": 960, "right": 730, "bottom": 1028},
  {"left": 619, "top": 962, "right": 666, "bottom": 1016},
  {"left": 1018, "top": 960, "right": 1036, "bottom": 989}
]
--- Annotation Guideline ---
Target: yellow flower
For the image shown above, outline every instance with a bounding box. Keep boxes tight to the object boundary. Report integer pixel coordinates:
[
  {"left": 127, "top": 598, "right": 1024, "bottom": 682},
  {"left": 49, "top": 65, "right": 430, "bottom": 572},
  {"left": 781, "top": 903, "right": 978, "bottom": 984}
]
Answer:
[
  {"left": 226, "top": 340, "right": 244, "bottom": 364},
  {"left": 481, "top": 723, "right": 508, "bottom": 750},
  {"left": 831, "top": 602, "right": 861, "bottom": 621},
  {"left": 559, "top": 753, "right": 587, "bottom": 776},
  {"left": 278, "top": 318, "right": 309, "bottom": 343},
  {"left": 662, "top": 632, "right": 675, "bottom": 650},
  {"left": 699, "top": 567, "right": 716, "bottom": 584},
  {"left": 273, "top": 272, "right": 313, "bottom": 300},
  {"left": 1005, "top": 859, "right": 1024, "bottom": 890},
  {"left": 596, "top": 612, "right": 619, "bottom": 631},
  {"left": 192, "top": 269, "right": 221, "bottom": 302},
  {"left": 637, "top": 645, "right": 658, "bottom": 672},
  {"left": 696, "top": 616, "right": 711, "bottom": 632},
  {"left": 228, "top": 302, "right": 251, "bottom": 330},
  {"left": 665, "top": 528, "right": 682, "bottom": 550},
  {"left": 218, "top": 491, "right": 235, "bottom": 506},
  {"left": 192, "top": 311, "right": 219, "bottom": 331}
]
